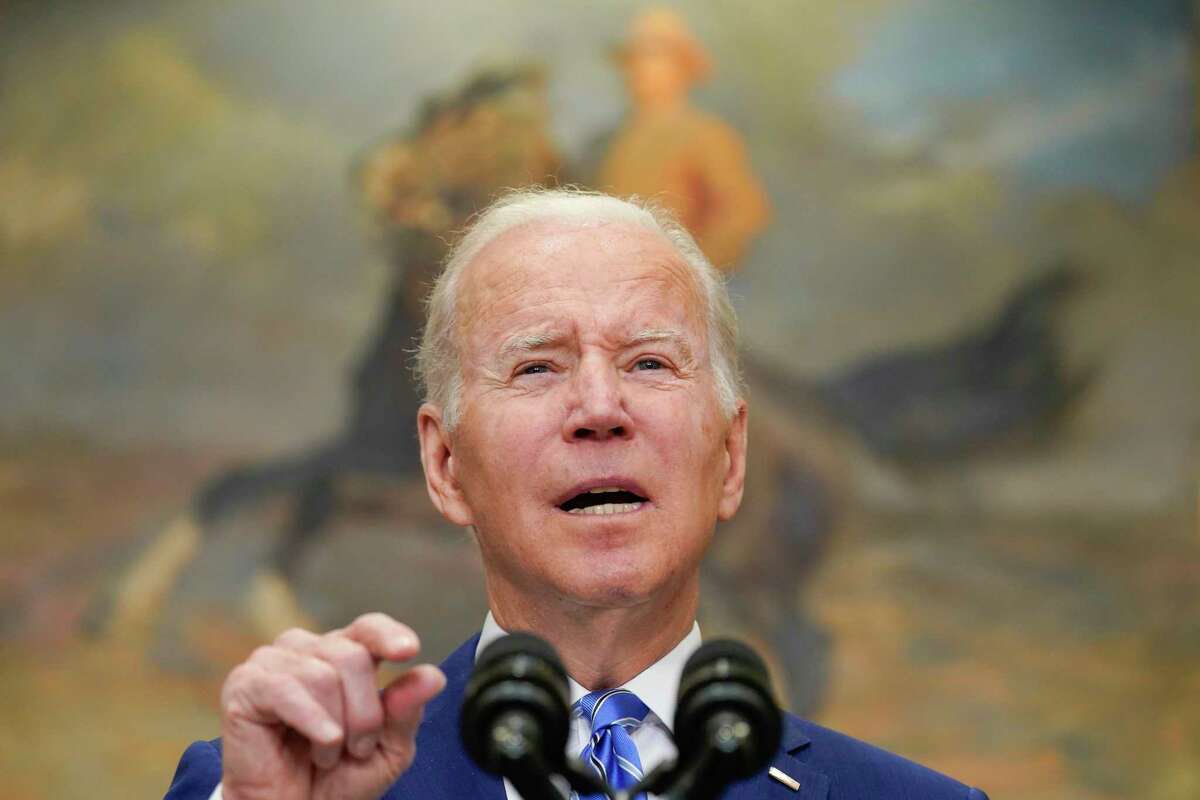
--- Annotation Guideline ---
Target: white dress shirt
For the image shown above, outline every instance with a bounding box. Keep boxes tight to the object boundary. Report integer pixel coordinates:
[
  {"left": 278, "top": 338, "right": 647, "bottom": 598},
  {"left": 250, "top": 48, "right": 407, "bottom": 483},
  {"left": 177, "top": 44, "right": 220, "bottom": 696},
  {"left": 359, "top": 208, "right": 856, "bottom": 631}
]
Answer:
[
  {"left": 207, "top": 614, "right": 701, "bottom": 800},
  {"left": 479, "top": 612, "right": 701, "bottom": 800}
]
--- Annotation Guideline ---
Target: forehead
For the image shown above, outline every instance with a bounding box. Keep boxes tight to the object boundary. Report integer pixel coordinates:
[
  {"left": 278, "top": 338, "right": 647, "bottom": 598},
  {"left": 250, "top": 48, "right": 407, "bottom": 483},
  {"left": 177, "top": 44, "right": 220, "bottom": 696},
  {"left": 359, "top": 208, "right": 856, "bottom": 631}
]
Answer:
[{"left": 456, "top": 219, "right": 705, "bottom": 339}]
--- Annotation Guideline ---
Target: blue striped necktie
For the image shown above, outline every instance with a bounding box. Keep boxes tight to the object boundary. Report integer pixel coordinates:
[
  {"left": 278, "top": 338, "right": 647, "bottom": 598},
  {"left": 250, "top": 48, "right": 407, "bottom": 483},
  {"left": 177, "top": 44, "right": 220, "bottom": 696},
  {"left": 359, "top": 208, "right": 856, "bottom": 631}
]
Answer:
[{"left": 574, "top": 688, "right": 650, "bottom": 800}]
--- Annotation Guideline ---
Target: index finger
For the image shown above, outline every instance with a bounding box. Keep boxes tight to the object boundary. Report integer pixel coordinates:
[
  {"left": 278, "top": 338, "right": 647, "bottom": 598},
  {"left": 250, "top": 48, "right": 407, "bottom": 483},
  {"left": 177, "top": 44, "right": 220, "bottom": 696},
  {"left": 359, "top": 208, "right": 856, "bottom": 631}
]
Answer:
[{"left": 340, "top": 612, "right": 421, "bottom": 663}]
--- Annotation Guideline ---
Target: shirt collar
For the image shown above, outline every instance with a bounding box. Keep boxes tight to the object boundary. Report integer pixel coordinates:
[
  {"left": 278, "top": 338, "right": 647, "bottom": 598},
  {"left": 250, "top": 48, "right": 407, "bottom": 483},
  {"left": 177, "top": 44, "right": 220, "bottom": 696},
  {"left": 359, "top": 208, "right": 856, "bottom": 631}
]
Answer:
[{"left": 476, "top": 611, "right": 702, "bottom": 732}]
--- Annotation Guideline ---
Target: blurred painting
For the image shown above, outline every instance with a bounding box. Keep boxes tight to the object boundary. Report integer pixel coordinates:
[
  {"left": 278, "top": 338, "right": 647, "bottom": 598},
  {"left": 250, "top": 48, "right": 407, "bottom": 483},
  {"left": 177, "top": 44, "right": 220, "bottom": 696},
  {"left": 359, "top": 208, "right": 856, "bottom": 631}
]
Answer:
[{"left": 2, "top": 2, "right": 1198, "bottom": 799}]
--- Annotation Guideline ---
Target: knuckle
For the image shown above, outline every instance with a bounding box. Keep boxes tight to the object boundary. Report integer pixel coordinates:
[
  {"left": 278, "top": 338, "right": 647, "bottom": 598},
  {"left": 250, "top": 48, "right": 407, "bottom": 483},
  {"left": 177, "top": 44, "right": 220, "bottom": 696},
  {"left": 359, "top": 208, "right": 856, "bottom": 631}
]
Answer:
[
  {"left": 273, "top": 671, "right": 303, "bottom": 697},
  {"left": 323, "top": 637, "right": 371, "bottom": 670},
  {"left": 354, "top": 611, "right": 391, "bottom": 630},
  {"left": 220, "top": 664, "right": 257, "bottom": 711},
  {"left": 301, "top": 658, "right": 340, "bottom": 693},
  {"left": 262, "top": 668, "right": 300, "bottom": 700},
  {"left": 248, "top": 645, "right": 275, "bottom": 663},
  {"left": 274, "top": 627, "right": 315, "bottom": 648},
  {"left": 271, "top": 673, "right": 317, "bottom": 716},
  {"left": 225, "top": 661, "right": 257, "bottom": 686}
]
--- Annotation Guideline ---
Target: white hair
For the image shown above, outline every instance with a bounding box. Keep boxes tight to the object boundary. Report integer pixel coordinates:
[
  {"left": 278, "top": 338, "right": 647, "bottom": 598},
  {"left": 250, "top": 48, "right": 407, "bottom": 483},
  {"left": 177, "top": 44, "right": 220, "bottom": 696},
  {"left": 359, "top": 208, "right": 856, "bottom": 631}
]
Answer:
[{"left": 416, "top": 187, "right": 744, "bottom": 429}]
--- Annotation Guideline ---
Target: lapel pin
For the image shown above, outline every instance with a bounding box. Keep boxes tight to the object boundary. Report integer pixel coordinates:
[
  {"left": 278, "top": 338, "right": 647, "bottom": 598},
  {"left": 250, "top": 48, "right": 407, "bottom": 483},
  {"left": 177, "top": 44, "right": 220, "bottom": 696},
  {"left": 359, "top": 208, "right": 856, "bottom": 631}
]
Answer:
[{"left": 769, "top": 766, "right": 801, "bottom": 791}]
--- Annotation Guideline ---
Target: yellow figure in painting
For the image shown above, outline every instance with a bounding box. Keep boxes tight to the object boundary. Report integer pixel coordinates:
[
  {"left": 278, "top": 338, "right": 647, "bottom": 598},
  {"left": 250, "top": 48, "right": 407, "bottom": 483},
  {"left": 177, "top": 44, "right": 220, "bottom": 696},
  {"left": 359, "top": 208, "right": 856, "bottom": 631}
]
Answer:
[{"left": 599, "top": 8, "right": 770, "bottom": 271}]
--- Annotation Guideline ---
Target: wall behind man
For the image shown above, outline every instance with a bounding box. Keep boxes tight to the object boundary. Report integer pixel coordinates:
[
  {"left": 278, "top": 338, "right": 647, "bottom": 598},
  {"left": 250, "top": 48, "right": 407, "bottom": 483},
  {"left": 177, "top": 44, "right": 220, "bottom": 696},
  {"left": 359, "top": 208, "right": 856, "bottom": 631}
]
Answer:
[{"left": 1, "top": 1, "right": 1197, "bottom": 798}]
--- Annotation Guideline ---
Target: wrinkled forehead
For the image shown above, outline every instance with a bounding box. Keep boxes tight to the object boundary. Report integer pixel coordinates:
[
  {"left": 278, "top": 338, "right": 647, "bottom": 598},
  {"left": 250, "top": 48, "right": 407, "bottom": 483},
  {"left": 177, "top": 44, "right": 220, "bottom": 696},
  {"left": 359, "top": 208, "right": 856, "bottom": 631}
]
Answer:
[{"left": 454, "top": 219, "right": 706, "bottom": 338}]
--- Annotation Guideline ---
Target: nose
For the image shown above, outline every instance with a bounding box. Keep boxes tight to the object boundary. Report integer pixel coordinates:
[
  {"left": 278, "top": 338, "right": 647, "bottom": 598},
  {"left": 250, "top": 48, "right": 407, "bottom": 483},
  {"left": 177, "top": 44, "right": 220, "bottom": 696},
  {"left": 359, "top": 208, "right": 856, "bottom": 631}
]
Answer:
[{"left": 562, "top": 357, "right": 633, "bottom": 442}]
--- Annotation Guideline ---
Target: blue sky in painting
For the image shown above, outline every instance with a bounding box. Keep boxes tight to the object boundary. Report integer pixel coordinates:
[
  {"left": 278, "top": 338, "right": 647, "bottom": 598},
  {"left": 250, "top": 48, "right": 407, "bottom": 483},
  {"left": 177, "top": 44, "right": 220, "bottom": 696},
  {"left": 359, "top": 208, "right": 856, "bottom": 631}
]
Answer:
[{"left": 835, "top": 0, "right": 1195, "bottom": 200}]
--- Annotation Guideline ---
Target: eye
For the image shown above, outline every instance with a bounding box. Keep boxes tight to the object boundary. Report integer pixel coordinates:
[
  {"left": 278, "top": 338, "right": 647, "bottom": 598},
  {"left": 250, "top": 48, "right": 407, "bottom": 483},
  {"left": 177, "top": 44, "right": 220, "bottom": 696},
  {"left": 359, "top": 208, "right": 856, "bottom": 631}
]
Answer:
[
  {"left": 519, "top": 363, "right": 551, "bottom": 376},
  {"left": 634, "top": 357, "right": 666, "bottom": 371}
]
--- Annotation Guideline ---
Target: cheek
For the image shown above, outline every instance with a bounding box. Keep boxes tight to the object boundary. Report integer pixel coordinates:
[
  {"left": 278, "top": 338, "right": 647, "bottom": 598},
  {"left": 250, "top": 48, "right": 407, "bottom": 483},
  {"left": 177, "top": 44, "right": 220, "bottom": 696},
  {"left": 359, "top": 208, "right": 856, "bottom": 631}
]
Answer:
[
  {"left": 665, "top": 406, "right": 729, "bottom": 502},
  {"left": 647, "top": 393, "right": 720, "bottom": 454},
  {"left": 494, "top": 400, "right": 561, "bottom": 454},
  {"left": 459, "top": 403, "right": 558, "bottom": 504}
]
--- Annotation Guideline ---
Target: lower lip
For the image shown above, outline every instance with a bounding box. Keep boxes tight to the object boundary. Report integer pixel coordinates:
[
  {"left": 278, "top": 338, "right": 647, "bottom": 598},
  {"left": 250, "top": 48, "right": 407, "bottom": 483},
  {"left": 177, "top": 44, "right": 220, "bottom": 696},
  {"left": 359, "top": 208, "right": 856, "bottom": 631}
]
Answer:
[{"left": 560, "top": 501, "right": 648, "bottom": 517}]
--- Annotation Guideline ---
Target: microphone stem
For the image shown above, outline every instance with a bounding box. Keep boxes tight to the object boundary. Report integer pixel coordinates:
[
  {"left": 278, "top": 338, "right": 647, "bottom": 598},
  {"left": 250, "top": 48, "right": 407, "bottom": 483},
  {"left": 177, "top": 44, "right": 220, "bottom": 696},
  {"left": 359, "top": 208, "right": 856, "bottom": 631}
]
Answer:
[
  {"left": 657, "top": 711, "right": 756, "bottom": 800},
  {"left": 492, "top": 710, "right": 571, "bottom": 800},
  {"left": 507, "top": 767, "right": 569, "bottom": 800}
]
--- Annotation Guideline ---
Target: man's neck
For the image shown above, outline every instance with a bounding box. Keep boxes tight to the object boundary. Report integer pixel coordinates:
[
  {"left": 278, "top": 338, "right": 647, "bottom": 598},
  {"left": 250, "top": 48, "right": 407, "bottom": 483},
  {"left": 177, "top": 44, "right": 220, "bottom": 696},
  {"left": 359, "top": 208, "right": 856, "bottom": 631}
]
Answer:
[
  {"left": 488, "top": 578, "right": 699, "bottom": 690},
  {"left": 632, "top": 96, "right": 687, "bottom": 120}
]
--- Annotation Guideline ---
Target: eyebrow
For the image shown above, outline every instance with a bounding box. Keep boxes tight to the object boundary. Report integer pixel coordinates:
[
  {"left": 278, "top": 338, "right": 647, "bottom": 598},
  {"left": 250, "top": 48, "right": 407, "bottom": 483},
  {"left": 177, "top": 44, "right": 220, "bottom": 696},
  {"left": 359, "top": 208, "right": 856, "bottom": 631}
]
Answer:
[
  {"left": 629, "top": 328, "right": 697, "bottom": 365},
  {"left": 497, "top": 331, "right": 568, "bottom": 359}
]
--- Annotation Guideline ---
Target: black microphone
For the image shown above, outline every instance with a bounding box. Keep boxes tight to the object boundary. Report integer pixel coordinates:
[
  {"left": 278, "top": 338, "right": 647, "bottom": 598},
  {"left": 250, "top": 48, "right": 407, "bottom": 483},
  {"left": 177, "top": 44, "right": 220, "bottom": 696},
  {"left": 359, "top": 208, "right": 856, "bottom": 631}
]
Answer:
[
  {"left": 460, "top": 632, "right": 609, "bottom": 800},
  {"left": 633, "top": 639, "right": 783, "bottom": 800},
  {"left": 460, "top": 632, "right": 571, "bottom": 800}
]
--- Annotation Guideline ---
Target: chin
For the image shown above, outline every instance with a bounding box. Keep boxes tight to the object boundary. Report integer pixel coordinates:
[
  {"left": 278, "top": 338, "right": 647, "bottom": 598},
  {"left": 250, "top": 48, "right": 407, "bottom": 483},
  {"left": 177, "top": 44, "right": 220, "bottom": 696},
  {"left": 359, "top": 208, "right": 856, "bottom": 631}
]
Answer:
[{"left": 561, "top": 566, "right": 661, "bottom": 609}]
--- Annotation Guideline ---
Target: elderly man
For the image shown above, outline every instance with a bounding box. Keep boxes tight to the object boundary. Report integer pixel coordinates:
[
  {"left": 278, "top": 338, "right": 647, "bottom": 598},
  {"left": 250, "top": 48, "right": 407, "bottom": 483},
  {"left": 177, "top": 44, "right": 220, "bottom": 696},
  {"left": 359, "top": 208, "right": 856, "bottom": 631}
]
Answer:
[{"left": 164, "top": 190, "right": 986, "bottom": 800}]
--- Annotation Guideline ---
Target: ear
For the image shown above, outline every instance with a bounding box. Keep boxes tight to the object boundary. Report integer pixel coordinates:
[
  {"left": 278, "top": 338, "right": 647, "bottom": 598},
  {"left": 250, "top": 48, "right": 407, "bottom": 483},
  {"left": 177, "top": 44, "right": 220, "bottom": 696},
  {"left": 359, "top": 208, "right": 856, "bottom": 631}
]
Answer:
[
  {"left": 716, "top": 400, "right": 748, "bottom": 522},
  {"left": 417, "top": 403, "right": 475, "bottom": 527}
]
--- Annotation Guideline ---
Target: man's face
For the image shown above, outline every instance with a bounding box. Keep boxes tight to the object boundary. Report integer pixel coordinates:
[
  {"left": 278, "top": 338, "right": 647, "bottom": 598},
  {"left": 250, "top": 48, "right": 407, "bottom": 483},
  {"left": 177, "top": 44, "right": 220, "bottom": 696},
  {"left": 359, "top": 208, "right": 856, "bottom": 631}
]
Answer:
[
  {"left": 622, "top": 45, "right": 692, "bottom": 108},
  {"left": 420, "top": 219, "right": 746, "bottom": 611}
]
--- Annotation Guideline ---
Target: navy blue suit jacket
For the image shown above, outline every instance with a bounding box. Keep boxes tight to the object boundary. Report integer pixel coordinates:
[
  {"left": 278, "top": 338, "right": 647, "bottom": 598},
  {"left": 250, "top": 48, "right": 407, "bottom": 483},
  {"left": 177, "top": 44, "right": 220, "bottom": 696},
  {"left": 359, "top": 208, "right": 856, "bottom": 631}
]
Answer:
[{"left": 165, "top": 634, "right": 988, "bottom": 800}]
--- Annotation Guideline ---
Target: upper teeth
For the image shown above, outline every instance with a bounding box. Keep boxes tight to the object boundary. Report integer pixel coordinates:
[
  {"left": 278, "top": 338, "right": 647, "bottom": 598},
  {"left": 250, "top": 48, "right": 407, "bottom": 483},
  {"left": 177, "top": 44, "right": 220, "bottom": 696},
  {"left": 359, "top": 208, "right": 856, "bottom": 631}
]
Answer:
[{"left": 589, "top": 487, "right": 623, "bottom": 493}]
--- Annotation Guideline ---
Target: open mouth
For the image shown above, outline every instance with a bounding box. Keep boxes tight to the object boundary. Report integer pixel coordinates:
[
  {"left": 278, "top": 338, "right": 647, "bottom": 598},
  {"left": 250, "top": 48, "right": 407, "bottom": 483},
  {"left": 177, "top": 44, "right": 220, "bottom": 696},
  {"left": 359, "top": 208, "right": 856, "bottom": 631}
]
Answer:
[{"left": 558, "top": 486, "right": 649, "bottom": 516}]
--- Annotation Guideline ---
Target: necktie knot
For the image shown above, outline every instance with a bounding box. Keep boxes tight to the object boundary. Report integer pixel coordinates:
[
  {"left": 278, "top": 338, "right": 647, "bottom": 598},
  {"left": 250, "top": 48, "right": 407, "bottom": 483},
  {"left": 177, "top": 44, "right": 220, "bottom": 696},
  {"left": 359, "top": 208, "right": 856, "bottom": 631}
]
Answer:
[
  {"left": 575, "top": 688, "right": 651, "bottom": 735},
  {"left": 573, "top": 688, "right": 650, "bottom": 799}
]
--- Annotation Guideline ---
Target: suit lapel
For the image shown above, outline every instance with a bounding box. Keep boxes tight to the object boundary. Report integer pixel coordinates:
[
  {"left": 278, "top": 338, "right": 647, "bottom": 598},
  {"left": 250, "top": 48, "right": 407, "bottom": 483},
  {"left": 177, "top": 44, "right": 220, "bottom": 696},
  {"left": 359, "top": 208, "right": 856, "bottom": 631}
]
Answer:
[
  {"left": 386, "top": 634, "right": 506, "bottom": 800},
  {"left": 723, "top": 715, "right": 830, "bottom": 800}
]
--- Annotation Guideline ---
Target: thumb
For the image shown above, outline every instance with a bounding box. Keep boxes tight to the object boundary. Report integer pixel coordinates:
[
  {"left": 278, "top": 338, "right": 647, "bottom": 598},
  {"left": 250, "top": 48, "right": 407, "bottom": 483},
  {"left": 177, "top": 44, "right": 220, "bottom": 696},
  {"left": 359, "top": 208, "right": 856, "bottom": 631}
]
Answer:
[{"left": 375, "top": 664, "right": 447, "bottom": 774}]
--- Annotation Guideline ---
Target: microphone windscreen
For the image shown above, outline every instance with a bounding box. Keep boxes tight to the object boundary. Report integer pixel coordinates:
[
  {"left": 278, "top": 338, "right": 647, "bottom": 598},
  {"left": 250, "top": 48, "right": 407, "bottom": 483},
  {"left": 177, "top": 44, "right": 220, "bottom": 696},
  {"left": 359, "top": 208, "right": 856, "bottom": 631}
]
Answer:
[
  {"left": 476, "top": 631, "right": 565, "bottom": 675},
  {"left": 674, "top": 638, "right": 782, "bottom": 779},
  {"left": 461, "top": 631, "right": 571, "bottom": 776},
  {"left": 681, "top": 639, "right": 770, "bottom": 682}
]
